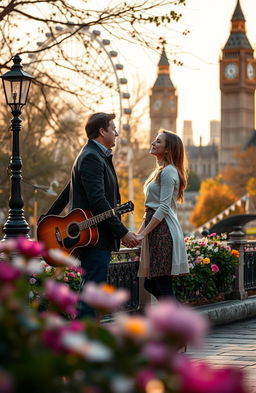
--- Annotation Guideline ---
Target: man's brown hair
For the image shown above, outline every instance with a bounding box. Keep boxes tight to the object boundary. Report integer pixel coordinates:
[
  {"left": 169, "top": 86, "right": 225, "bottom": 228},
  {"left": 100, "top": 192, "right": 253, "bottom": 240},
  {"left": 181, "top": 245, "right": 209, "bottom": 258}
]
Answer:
[{"left": 85, "top": 112, "right": 116, "bottom": 139}]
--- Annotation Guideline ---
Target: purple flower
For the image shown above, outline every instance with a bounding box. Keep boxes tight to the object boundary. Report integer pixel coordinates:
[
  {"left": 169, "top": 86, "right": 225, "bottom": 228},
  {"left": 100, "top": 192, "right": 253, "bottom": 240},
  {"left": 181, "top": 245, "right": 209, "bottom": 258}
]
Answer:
[
  {"left": 80, "top": 282, "right": 129, "bottom": 312},
  {"left": 16, "top": 236, "right": 45, "bottom": 257},
  {"left": 141, "top": 342, "right": 169, "bottom": 364},
  {"left": 211, "top": 264, "right": 219, "bottom": 273},
  {"left": 29, "top": 277, "right": 37, "bottom": 285},
  {"left": 0, "top": 262, "right": 20, "bottom": 282},
  {"left": 145, "top": 299, "right": 208, "bottom": 346},
  {"left": 44, "top": 279, "right": 78, "bottom": 316}
]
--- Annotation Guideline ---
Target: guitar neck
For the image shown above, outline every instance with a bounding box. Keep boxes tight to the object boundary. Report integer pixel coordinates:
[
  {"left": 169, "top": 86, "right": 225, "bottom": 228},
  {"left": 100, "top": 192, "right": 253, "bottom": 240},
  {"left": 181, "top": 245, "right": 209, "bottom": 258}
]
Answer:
[{"left": 79, "top": 208, "right": 118, "bottom": 230}]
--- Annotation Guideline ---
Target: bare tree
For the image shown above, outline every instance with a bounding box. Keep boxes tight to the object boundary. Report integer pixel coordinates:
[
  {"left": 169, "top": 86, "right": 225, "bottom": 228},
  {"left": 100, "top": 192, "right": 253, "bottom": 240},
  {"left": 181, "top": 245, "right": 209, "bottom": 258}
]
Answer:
[
  {"left": 0, "top": 1, "right": 186, "bottom": 67},
  {"left": 0, "top": 1, "right": 187, "bottom": 122}
]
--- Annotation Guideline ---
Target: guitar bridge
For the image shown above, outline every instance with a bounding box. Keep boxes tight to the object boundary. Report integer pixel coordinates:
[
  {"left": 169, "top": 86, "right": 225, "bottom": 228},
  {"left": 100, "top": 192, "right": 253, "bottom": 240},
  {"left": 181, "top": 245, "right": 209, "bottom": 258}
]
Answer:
[{"left": 55, "top": 227, "right": 63, "bottom": 247}]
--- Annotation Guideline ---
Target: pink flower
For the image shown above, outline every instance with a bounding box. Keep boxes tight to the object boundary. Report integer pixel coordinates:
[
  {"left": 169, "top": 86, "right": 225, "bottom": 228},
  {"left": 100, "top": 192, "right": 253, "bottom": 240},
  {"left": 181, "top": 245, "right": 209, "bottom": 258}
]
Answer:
[
  {"left": 0, "top": 261, "right": 20, "bottom": 281},
  {"left": 0, "top": 239, "right": 17, "bottom": 253},
  {"left": 44, "top": 279, "right": 78, "bottom": 316},
  {"left": 42, "top": 313, "right": 84, "bottom": 352},
  {"left": 80, "top": 282, "right": 129, "bottom": 312},
  {"left": 0, "top": 368, "right": 14, "bottom": 393},
  {"left": 145, "top": 300, "right": 208, "bottom": 346},
  {"left": 173, "top": 355, "right": 246, "bottom": 393},
  {"left": 68, "top": 272, "right": 76, "bottom": 278},
  {"left": 211, "top": 264, "right": 219, "bottom": 273},
  {"left": 16, "top": 236, "right": 45, "bottom": 257},
  {"left": 135, "top": 368, "right": 156, "bottom": 390}
]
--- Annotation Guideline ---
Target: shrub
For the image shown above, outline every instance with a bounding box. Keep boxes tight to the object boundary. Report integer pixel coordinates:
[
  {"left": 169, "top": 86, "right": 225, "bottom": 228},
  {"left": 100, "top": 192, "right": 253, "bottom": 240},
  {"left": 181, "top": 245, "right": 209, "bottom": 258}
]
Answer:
[{"left": 173, "top": 234, "right": 239, "bottom": 302}]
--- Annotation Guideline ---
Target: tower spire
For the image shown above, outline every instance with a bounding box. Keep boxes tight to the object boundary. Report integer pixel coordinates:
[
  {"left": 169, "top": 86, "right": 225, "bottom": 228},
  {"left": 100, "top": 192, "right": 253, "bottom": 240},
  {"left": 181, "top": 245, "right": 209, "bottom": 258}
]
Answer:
[
  {"left": 153, "top": 47, "right": 174, "bottom": 88},
  {"left": 232, "top": 0, "right": 245, "bottom": 22},
  {"left": 224, "top": 0, "right": 252, "bottom": 50}
]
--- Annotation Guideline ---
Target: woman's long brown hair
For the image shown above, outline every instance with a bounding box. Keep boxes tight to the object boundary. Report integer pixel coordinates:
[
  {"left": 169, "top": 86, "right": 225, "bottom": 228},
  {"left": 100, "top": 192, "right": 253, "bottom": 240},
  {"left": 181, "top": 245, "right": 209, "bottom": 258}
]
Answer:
[{"left": 145, "top": 130, "right": 188, "bottom": 202}]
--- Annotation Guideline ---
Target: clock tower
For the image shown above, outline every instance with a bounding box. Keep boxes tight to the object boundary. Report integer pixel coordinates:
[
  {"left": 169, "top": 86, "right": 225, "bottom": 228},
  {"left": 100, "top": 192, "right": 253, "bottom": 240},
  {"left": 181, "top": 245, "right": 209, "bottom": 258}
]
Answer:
[
  {"left": 150, "top": 47, "right": 178, "bottom": 143},
  {"left": 220, "top": 0, "right": 256, "bottom": 168}
]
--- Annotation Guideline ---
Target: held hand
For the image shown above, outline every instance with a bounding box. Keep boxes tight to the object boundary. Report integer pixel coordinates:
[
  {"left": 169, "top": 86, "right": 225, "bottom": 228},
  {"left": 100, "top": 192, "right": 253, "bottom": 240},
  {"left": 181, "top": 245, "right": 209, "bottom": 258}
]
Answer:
[
  {"left": 135, "top": 233, "right": 145, "bottom": 242},
  {"left": 121, "top": 231, "right": 140, "bottom": 248}
]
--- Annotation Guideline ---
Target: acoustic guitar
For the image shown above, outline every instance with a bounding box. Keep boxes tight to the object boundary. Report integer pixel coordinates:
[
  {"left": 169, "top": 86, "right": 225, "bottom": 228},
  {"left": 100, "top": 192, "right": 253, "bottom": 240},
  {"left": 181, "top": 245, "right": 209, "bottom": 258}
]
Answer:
[{"left": 37, "top": 201, "right": 134, "bottom": 266}]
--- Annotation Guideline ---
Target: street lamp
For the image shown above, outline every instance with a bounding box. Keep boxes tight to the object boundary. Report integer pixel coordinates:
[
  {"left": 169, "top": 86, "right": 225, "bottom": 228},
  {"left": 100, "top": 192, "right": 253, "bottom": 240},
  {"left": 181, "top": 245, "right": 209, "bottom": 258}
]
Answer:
[{"left": 1, "top": 54, "right": 34, "bottom": 239}]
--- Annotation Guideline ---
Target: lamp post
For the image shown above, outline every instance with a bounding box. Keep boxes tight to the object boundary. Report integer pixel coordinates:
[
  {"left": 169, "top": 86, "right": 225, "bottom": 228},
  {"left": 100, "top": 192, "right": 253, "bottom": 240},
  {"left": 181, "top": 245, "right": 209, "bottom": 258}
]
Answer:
[{"left": 1, "top": 54, "right": 34, "bottom": 239}]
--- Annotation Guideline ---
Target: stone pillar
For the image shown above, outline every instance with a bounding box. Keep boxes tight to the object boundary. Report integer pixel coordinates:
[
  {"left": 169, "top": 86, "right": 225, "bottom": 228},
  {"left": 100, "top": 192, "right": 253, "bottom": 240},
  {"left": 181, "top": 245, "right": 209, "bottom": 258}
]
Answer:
[{"left": 228, "top": 226, "right": 247, "bottom": 300}]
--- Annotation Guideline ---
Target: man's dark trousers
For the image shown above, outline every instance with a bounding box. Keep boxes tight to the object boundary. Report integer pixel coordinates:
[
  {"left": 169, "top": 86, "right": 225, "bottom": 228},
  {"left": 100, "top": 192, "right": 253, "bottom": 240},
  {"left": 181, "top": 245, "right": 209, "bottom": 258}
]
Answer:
[{"left": 77, "top": 248, "right": 112, "bottom": 318}]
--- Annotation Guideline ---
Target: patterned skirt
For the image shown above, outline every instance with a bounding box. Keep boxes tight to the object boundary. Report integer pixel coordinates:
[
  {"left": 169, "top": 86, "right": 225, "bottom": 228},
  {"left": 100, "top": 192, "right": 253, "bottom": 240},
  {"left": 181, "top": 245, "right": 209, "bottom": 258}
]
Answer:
[{"left": 145, "top": 207, "right": 173, "bottom": 277}]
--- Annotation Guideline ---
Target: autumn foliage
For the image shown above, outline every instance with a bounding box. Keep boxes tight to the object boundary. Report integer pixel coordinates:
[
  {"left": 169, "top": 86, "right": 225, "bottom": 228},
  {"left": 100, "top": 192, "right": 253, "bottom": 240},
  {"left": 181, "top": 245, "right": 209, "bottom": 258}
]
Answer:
[
  {"left": 190, "top": 176, "right": 242, "bottom": 228},
  {"left": 221, "top": 147, "right": 256, "bottom": 197}
]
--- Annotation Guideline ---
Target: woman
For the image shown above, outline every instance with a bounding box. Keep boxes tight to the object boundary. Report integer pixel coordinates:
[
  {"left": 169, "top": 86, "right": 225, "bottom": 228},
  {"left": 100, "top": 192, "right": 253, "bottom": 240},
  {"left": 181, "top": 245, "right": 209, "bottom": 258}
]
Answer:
[{"left": 137, "top": 130, "right": 189, "bottom": 299}]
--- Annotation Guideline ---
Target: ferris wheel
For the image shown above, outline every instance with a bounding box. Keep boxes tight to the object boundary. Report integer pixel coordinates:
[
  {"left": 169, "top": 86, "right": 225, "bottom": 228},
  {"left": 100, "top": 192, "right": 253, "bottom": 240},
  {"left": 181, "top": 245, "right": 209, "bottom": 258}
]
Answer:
[{"left": 25, "top": 25, "right": 132, "bottom": 164}]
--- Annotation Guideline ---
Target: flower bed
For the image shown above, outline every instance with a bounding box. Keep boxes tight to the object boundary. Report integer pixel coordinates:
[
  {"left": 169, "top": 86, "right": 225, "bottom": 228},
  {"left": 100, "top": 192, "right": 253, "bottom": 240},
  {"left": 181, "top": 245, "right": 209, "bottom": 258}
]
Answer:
[
  {"left": 173, "top": 234, "right": 239, "bottom": 303},
  {"left": 37, "top": 234, "right": 240, "bottom": 306},
  {"left": 0, "top": 236, "right": 247, "bottom": 393}
]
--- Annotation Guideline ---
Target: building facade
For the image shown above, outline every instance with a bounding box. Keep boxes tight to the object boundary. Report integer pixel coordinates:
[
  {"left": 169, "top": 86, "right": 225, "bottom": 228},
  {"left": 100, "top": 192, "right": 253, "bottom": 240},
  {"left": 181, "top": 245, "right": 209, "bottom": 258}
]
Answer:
[
  {"left": 210, "top": 120, "right": 221, "bottom": 146},
  {"left": 182, "top": 120, "right": 193, "bottom": 147}
]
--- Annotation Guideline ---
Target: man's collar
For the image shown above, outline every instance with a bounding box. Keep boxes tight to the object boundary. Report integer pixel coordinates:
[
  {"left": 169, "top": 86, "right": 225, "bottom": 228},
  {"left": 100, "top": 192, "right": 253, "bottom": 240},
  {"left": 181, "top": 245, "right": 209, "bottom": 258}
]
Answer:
[{"left": 91, "top": 139, "right": 112, "bottom": 157}]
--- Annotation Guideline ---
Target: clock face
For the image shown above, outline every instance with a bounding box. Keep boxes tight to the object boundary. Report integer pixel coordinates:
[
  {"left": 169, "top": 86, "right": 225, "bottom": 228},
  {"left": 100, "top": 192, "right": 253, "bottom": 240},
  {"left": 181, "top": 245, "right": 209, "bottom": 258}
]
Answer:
[
  {"left": 224, "top": 63, "right": 238, "bottom": 80},
  {"left": 247, "top": 63, "right": 255, "bottom": 80},
  {"left": 153, "top": 99, "right": 162, "bottom": 111}
]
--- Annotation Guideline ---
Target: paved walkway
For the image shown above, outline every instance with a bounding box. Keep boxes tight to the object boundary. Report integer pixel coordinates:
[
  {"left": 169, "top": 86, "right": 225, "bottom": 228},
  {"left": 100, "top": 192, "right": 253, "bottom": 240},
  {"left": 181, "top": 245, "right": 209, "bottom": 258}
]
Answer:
[{"left": 187, "top": 318, "right": 256, "bottom": 392}]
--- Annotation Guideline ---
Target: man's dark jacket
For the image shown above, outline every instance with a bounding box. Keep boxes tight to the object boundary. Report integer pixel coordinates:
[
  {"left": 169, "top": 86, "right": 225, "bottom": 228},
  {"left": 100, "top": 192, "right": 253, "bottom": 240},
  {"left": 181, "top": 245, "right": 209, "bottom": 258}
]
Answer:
[{"left": 46, "top": 140, "right": 128, "bottom": 251}]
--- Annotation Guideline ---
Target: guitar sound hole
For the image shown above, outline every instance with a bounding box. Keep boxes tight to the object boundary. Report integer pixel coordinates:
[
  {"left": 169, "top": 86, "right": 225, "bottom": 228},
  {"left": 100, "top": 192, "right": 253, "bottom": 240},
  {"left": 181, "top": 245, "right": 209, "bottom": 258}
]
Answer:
[{"left": 67, "top": 223, "right": 80, "bottom": 238}]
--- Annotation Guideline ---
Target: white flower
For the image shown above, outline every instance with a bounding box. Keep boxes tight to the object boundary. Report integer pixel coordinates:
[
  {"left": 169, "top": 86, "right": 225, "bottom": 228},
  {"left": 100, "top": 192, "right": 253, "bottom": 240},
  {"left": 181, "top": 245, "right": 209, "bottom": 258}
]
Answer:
[
  {"left": 45, "top": 265, "right": 53, "bottom": 273},
  {"left": 12, "top": 256, "right": 43, "bottom": 274},
  {"left": 48, "top": 248, "right": 80, "bottom": 267},
  {"left": 61, "top": 332, "right": 112, "bottom": 361},
  {"left": 111, "top": 376, "right": 134, "bottom": 393}
]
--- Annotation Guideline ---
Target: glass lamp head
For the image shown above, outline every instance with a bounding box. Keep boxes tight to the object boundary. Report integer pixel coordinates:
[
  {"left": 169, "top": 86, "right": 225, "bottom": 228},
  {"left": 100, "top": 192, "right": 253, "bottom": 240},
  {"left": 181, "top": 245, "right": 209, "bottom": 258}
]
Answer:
[{"left": 1, "top": 54, "right": 34, "bottom": 111}]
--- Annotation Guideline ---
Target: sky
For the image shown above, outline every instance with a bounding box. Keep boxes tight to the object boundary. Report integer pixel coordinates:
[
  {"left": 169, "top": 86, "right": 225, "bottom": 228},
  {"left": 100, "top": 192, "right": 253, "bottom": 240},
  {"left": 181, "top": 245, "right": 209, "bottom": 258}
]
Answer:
[{"left": 111, "top": 0, "right": 256, "bottom": 145}]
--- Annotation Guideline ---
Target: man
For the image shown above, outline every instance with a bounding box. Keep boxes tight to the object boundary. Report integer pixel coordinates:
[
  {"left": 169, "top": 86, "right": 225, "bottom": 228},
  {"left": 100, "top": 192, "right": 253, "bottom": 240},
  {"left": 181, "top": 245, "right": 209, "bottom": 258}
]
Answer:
[{"left": 42, "top": 112, "right": 138, "bottom": 317}]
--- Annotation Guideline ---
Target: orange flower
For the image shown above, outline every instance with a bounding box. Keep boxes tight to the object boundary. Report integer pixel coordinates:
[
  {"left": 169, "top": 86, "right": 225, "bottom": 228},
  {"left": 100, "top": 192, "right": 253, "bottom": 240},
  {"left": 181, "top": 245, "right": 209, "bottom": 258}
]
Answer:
[
  {"left": 231, "top": 249, "right": 240, "bottom": 257},
  {"left": 125, "top": 317, "right": 148, "bottom": 337},
  {"left": 100, "top": 284, "right": 116, "bottom": 294},
  {"left": 203, "top": 257, "right": 210, "bottom": 264}
]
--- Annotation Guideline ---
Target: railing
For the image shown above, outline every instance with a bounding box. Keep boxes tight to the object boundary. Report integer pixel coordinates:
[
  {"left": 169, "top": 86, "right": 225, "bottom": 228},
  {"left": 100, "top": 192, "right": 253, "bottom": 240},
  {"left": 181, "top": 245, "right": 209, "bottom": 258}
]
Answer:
[
  {"left": 233, "top": 239, "right": 256, "bottom": 294},
  {"left": 108, "top": 247, "right": 141, "bottom": 312},
  {"left": 106, "top": 228, "right": 256, "bottom": 312}
]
